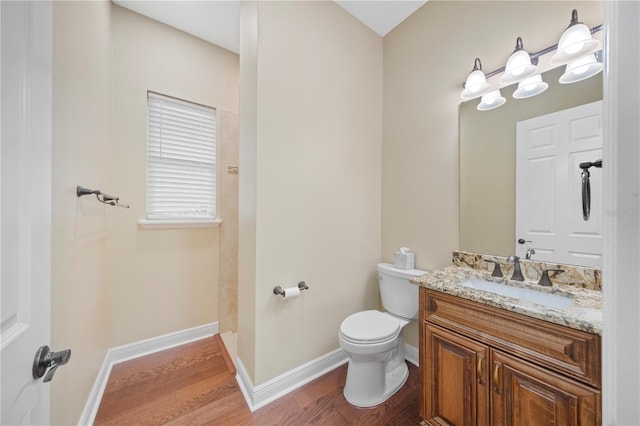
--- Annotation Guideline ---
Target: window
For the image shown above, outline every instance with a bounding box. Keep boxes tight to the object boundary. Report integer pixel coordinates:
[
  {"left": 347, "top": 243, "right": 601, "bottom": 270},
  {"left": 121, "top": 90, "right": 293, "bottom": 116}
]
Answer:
[{"left": 146, "top": 92, "right": 216, "bottom": 222}]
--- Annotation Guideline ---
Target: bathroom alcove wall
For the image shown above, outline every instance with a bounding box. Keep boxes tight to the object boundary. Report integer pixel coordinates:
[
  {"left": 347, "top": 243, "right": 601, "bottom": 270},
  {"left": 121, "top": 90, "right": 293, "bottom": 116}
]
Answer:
[
  {"left": 238, "top": 0, "right": 383, "bottom": 386},
  {"left": 108, "top": 2, "right": 238, "bottom": 347},
  {"left": 51, "top": 3, "right": 239, "bottom": 423},
  {"left": 219, "top": 111, "right": 240, "bottom": 334}
]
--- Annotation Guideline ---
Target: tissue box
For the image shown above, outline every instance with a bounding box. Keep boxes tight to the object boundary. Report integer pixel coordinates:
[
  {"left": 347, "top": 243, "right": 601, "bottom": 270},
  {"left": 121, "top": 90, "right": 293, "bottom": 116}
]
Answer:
[{"left": 394, "top": 252, "right": 414, "bottom": 270}]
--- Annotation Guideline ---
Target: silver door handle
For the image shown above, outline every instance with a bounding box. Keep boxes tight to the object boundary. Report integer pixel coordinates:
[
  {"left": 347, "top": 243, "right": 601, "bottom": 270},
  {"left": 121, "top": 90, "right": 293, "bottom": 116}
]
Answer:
[{"left": 32, "top": 345, "right": 71, "bottom": 382}]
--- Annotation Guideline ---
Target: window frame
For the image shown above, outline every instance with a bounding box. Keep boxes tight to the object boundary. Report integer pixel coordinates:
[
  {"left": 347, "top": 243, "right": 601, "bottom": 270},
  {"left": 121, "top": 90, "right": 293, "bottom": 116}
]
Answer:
[{"left": 141, "top": 91, "right": 221, "bottom": 229}]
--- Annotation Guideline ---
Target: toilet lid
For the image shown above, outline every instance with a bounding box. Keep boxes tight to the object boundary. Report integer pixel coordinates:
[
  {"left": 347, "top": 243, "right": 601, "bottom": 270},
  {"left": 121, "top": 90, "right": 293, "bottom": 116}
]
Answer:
[{"left": 340, "top": 310, "right": 401, "bottom": 344}]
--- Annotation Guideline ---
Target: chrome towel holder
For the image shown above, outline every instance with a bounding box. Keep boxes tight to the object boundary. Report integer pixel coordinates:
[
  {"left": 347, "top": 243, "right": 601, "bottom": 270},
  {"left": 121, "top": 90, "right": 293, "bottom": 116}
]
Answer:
[{"left": 76, "top": 185, "right": 130, "bottom": 208}]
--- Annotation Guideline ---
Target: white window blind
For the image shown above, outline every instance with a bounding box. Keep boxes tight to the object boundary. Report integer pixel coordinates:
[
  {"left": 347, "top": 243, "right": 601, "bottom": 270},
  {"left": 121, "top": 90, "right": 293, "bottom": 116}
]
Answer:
[{"left": 147, "top": 92, "right": 216, "bottom": 220}]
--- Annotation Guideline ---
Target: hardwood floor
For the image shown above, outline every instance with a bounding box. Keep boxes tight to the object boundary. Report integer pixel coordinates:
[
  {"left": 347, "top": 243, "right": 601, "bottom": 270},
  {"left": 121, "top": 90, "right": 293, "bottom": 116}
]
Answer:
[{"left": 94, "top": 335, "right": 422, "bottom": 425}]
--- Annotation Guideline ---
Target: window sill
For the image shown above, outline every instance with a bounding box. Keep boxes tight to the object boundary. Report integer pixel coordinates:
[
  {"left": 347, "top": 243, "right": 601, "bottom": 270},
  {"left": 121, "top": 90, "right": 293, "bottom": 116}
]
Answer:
[{"left": 138, "top": 219, "right": 222, "bottom": 229}]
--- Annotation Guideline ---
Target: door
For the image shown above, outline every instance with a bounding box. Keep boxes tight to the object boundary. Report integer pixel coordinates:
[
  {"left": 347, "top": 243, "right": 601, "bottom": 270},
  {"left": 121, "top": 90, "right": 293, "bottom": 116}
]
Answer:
[
  {"left": 491, "top": 350, "right": 600, "bottom": 426},
  {"left": 515, "top": 101, "right": 603, "bottom": 267},
  {"left": 1, "top": 2, "right": 52, "bottom": 424},
  {"left": 423, "top": 323, "right": 489, "bottom": 426}
]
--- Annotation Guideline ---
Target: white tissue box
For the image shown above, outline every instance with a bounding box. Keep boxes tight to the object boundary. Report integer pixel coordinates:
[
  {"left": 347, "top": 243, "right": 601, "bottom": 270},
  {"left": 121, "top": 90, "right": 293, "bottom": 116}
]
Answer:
[{"left": 394, "top": 252, "right": 414, "bottom": 270}]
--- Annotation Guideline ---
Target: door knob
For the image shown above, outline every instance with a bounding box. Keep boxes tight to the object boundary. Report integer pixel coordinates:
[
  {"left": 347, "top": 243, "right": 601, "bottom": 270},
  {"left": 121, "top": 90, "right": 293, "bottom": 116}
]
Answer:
[
  {"left": 517, "top": 238, "right": 532, "bottom": 245},
  {"left": 32, "top": 345, "right": 71, "bottom": 382}
]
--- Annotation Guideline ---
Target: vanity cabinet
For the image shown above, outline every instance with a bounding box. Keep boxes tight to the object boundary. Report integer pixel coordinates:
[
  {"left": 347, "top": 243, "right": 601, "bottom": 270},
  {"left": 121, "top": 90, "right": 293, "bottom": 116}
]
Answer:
[{"left": 420, "top": 288, "right": 601, "bottom": 426}]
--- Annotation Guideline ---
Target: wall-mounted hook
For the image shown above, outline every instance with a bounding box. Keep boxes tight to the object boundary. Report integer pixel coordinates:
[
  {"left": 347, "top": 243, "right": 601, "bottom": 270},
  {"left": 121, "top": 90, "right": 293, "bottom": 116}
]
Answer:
[{"left": 76, "top": 185, "right": 130, "bottom": 208}]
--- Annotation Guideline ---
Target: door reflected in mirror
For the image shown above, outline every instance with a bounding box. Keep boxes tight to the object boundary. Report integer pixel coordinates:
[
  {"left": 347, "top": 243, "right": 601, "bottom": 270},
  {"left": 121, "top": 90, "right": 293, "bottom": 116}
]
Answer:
[{"left": 515, "top": 101, "right": 603, "bottom": 268}]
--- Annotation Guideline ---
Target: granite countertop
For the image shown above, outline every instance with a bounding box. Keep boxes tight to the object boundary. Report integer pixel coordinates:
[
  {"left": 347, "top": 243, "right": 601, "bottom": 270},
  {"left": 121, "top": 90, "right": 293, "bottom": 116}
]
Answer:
[{"left": 411, "top": 265, "right": 603, "bottom": 336}]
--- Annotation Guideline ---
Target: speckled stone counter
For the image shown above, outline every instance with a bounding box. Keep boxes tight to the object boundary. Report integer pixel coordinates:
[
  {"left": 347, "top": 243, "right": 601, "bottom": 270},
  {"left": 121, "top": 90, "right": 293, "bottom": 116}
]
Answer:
[{"left": 411, "top": 265, "right": 603, "bottom": 335}]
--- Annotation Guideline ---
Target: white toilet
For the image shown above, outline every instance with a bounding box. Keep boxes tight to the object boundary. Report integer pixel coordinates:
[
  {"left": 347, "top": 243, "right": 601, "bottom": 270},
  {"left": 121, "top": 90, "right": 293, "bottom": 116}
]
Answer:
[{"left": 338, "top": 262, "right": 426, "bottom": 407}]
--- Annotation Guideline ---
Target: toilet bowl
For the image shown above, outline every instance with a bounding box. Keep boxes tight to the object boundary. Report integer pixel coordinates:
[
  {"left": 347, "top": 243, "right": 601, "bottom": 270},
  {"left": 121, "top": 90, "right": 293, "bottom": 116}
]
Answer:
[
  {"left": 338, "top": 263, "right": 426, "bottom": 407},
  {"left": 339, "top": 310, "right": 410, "bottom": 407}
]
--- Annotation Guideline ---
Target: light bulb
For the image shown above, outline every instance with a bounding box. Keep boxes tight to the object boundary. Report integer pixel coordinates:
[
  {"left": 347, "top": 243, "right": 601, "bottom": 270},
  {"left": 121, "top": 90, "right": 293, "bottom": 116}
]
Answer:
[{"left": 477, "top": 90, "right": 506, "bottom": 111}]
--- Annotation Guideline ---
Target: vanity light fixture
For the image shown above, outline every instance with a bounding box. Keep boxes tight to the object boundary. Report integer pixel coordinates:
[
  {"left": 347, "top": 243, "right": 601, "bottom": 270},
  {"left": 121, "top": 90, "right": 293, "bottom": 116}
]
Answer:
[
  {"left": 476, "top": 89, "right": 506, "bottom": 111},
  {"left": 513, "top": 74, "right": 549, "bottom": 99},
  {"left": 460, "top": 58, "right": 492, "bottom": 100},
  {"left": 559, "top": 53, "right": 603, "bottom": 84},
  {"left": 500, "top": 37, "right": 537, "bottom": 85},
  {"left": 550, "top": 9, "right": 602, "bottom": 66},
  {"left": 459, "top": 9, "right": 602, "bottom": 111}
]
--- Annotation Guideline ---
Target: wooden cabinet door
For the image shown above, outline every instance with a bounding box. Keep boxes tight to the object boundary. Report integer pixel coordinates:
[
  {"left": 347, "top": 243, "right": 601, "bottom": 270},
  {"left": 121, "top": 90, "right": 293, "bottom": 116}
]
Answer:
[
  {"left": 424, "top": 323, "right": 489, "bottom": 426},
  {"left": 491, "top": 350, "right": 600, "bottom": 426}
]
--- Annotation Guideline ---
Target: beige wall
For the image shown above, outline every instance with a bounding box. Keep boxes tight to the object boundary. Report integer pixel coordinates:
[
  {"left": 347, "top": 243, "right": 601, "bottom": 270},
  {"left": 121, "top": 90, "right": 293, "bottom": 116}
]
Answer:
[
  {"left": 51, "top": 3, "right": 239, "bottom": 423},
  {"left": 238, "top": 0, "right": 259, "bottom": 383},
  {"left": 383, "top": 0, "right": 602, "bottom": 347},
  {"left": 219, "top": 110, "right": 240, "bottom": 333},
  {"left": 52, "top": 2, "right": 112, "bottom": 424},
  {"left": 109, "top": 4, "right": 238, "bottom": 346},
  {"left": 239, "top": 1, "right": 383, "bottom": 385}
]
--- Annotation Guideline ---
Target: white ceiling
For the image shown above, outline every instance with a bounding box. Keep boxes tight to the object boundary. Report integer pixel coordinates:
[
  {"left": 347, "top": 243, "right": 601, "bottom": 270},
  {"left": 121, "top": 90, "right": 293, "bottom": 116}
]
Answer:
[
  {"left": 113, "top": 0, "right": 427, "bottom": 54},
  {"left": 335, "top": 1, "right": 425, "bottom": 37}
]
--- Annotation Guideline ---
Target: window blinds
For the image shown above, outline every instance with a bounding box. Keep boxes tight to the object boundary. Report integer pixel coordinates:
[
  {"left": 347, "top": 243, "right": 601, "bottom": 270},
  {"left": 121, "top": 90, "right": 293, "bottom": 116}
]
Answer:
[{"left": 147, "top": 92, "right": 216, "bottom": 220}]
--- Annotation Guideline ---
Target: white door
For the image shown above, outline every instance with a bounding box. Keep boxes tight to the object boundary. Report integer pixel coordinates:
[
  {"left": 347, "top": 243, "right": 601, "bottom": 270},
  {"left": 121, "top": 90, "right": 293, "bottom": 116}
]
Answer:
[
  {"left": 515, "top": 101, "right": 603, "bottom": 267},
  {"left": 1, "top": 2, "right": 53, "bottom": 424}
]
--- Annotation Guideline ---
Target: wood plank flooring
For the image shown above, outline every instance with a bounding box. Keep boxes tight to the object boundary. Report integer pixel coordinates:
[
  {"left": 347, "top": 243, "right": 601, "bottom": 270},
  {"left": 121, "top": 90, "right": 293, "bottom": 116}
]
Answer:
[{"left": 94, "top": 335, "right": 422, "bottom": 425}]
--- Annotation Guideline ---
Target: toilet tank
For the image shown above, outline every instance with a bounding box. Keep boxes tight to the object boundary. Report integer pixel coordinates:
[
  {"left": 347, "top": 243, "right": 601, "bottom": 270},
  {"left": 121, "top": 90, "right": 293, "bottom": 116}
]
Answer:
[{"left": 377, "top": 263, "right": 426, "bottom": 320}]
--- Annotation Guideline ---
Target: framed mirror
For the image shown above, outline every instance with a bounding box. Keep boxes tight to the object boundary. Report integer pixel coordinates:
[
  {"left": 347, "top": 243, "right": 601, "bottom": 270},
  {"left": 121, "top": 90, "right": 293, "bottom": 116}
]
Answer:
[{"left": 459, "top": 66, "right": 603, "bottom": 266}]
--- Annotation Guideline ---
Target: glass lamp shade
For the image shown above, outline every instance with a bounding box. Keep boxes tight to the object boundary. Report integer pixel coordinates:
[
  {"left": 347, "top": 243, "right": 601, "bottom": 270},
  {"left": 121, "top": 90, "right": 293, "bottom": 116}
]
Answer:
[
  {"left": 477, "top": 90, "right": 506, "bottom": 111},
  {"left": 550, "top": 22, "right": 601, "bottom": 66},
  {"left": 559, "top": 54, "right": 603, "bottom": 84},
  {"left": 513, "top": 74, "right": 549, "bottom": 99},
  {"left": 500, "top": 49, "right": 537, "bottom": 84},
  {"left": 461, "top": 69, "right": 492, "bottom": 100}
]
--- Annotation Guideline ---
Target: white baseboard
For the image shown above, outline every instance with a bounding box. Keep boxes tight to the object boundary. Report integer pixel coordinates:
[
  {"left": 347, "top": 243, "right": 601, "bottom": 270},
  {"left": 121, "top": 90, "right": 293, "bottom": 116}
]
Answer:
[
  {"left": 236, "top": 343, "right": 419, "bottom": 412},
  {"left": 236, "top": 348, "right": 349, "bottom": 412},
  {"left": 405, "top": 342, "right": 419, "bottom": 367},
  {"left": 77, "top": 322, "right": 218, "bottom": 426}
]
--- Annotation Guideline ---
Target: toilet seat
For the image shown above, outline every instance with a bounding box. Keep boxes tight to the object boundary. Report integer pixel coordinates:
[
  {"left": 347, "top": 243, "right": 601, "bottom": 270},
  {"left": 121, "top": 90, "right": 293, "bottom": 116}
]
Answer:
[{"left": 339, "top": 310, "right": 401, "bottom": 344}]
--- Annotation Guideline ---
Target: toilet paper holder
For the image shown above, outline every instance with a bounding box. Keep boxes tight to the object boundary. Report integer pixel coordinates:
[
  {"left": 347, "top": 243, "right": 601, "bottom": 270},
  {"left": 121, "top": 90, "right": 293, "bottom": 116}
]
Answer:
[{"left": 273, "top": 281, "right": 309, "bottom": 297}]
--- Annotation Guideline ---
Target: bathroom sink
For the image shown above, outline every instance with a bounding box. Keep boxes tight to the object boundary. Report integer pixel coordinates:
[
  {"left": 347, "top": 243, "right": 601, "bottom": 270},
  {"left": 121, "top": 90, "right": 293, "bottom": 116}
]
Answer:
[{"left": 458, "top": 278, "right": 573, "bottom": 310}]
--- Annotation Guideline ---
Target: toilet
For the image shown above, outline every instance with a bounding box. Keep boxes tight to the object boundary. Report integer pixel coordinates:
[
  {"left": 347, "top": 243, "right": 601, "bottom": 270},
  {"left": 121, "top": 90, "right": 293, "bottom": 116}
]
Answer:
[{"left": 338, "top": 263, "right": 426, "bottom": 407}]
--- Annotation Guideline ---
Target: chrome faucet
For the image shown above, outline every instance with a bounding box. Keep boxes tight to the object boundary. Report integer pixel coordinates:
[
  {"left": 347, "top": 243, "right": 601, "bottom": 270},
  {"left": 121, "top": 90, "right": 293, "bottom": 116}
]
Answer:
[
  {"left": 507, "top": 255, "right": 525, "bottom": 281},
  {"left": 525, "top": 248, "right": 536, "bottom": 260}
]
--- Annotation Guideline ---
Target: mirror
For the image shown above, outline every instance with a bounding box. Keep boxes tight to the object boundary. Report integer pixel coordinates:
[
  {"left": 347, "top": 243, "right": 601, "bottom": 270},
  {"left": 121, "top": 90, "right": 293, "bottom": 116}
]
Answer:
[{"left": 459, "top": 66, "right": 603, "bottom": 265}]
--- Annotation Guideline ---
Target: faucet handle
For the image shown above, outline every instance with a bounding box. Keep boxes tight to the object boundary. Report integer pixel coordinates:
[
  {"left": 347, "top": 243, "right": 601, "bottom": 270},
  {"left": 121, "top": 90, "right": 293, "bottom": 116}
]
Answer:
[
  {"left": 538, "top": 268, "right": 564, "bottom": 287},
  {"left": 484, "top": 260, "right": 503, "bottom": 277}
]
